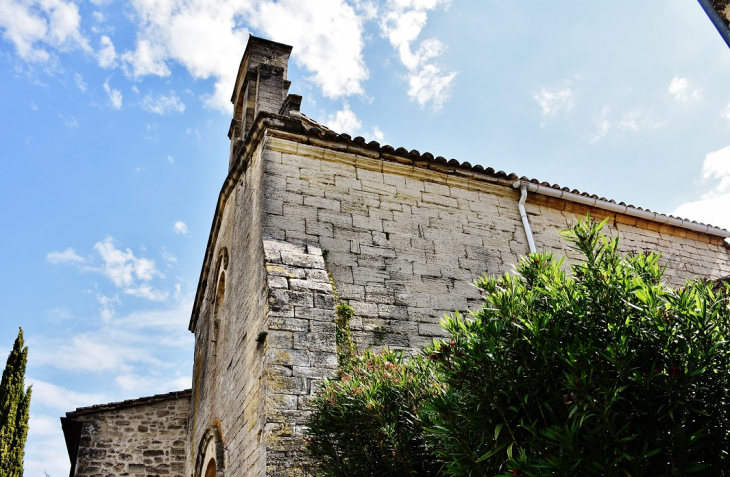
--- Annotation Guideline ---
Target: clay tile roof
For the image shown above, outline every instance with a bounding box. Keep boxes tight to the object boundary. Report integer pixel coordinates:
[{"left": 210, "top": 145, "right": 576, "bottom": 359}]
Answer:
[{"left": 292, "top": 113, "right": 727, "bottom": 234}]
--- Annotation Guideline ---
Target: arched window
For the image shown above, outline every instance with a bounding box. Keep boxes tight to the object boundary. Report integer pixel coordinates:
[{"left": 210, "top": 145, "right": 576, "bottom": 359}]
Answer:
[
  {"left": 204, "top": 459, "right": 216, "bottom": 477},
  {"left": 211, "top": 248, "right": 228, "bottom": 359},
  {"left": 212, "top": 271, "right": 225, "bottom": 359},
  {"left": 214, "top": 271, "right": 226, "bottom": 316},
  {"left": 195, "top": 426, "right": 224, "bottom": 477}
]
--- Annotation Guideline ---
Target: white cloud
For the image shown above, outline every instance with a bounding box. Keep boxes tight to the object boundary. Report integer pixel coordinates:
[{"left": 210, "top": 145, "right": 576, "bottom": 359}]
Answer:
[
  {"left": 98, "top": 35, "right": 117, "bottom": 68},
  {"left": 74, "top": 72, "right": 86, "bottom": 92},
  {"left": 120, "top": 0, "right": 370, "bottom": 112},
  {"left": 24, "top": 414, "right": 72, "bottom": 477},
  {"left": 97, "top": 293, "right": 120, "bottom": 321},
  {"left": 58, "top": 113, "right": 79, "bottom": 128},
  {"left": 534, "top": 87, "right": 574, "bottom": 118},
  {"left": 698, "top": 147, "right": 730, "bottom": 196},
  {"left": 379, "top": 0, "right": 456, "bottom": 109},
  {"left": 121, "top": 38, "right": 171, "bottom": 77},
  {"left": 167, "top": 155, "right": 174, "bottom": 163},
  {"left": 372, "top": 125, "right": 384, "bottom": 142},
  {"left": 251, "top": 0, "right": 368, "bottom": 99},
  {"left": 31, "top": 297, "right": 194, "bottom": 375},
  {"left": 104, "top": 79, "right": 123, "bottom": 109},
  {"left": 30, "top": 100, "right": 38, "bottom": 110},
  {"left": 722, "top": 101, "right": 730, "bottom": 124},
  {"left": 590, "top": 119, "right": 611, "bottom": 144},
  {"left": 45, "top": 306, "right": 73, "bottom": 322},
  {"left": 114, "top": 373, "right": 191, "bottom": 394},
  {"left": 29, "top": 379, "right": 108, "bottom": 411},
  {"left": 141, "top": 90, "right": 185, "bottom": 115},
  {"left": 590, "top": 106, "right": 662, "bottom": 143},
  {"left": 174, "top": 221, "right": 188, "bottom": 235},
  {"left": 407, "top": 63, "right": 457, "bottom": 110},
  {"left": 93, "top": 237, "right": 161, "bottom": 287},
  {"left": 668, "top": 76, "right": 701, "bottom": 102},
  {"left": 125, "top": 284, "right": 168, "bottom": 301},
  {"left": 321, "top": 102, "right": 385, "bottom": 142},
  {"left": 162, "top": 249, "right": 177, "bottom": 263},
  {"left": 92, "top": 10, "right": 105, "bottom": 22},
  {"left": 323, "top": 102, "right": 362, "bottom": 135},
  {"left": 616, "top": 110, "right": 642, "bottom": 132},
  {"left": 50, "top": 238, "right": 169, "bottom": 303},
  {"left": 0, "top": 0, "right": 91, "bottom": 62},
  {"left": 46, "top": 247, "right": 84, "bottom": 264},
  {"left": 186, "top": 127, "right": 201, "bottom": 140},
  {"left": 673, "top": 145, "right": 730, "bottom": 230}
]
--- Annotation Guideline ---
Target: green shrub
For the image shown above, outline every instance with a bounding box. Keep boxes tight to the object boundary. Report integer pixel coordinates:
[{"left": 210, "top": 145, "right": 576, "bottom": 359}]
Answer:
[
  {"left": 424, "top": 217, "right": 730, "bottom": 476},
  {"left": 306, "top": 349, "right": 442, "bottom": 476}
]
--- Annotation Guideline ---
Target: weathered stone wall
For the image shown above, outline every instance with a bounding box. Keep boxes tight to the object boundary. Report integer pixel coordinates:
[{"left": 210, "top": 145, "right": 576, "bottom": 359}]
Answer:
[
  {"left": 186, "top": 126, "right": 729, "bottom": 476},
  {"left": 262, "top": 239, "right": 337, "bottom": 475},
  {"left": 187, "top": 141, "right": 339, "bottom": 477},
  {"left": 260, "top": 133, "right": 730, "bottom": 353},
  {"left": 69, "top": 394, "right": 189, "bottom": 477},
  {"left": 186, "top": 140, "right": 270, "bottom": 477}
]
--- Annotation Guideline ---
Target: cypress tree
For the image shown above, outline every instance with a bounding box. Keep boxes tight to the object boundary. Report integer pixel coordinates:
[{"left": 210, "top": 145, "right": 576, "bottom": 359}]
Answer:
[{"left": 0, "top": 328, "right": 32, "bottom": 477}]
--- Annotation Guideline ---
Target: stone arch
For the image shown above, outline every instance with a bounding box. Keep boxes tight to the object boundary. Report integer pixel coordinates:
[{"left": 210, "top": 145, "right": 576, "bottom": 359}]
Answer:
[
  {"left": 211, "top": 247, "right": 228, "bottom": 359},
  {"left": 208, "top": 247, "right": 229, "bottom": 305},
  {"left": 194, "top": 426, "right": 225, "bottom": 477},
  {"left": 214, "top": 271, "right": 226, "bottom": 317}
]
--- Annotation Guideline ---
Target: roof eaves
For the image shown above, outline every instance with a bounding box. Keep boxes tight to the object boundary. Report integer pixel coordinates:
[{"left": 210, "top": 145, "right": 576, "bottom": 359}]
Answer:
[{"left": 64, "top": 389, "right": 192, "bottom": 418}]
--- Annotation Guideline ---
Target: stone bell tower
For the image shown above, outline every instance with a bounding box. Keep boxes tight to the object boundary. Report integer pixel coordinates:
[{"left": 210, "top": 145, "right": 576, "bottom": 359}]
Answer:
[{"left": 227, "top": 36, "right": 301, "bottom": 169}]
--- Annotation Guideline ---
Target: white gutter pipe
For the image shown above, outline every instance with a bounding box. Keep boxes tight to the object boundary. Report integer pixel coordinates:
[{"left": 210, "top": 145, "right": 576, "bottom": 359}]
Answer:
[
  {"left": 516, "top": 184, "right": 537, "bottom": 253},
  {"left": 512, "top": 181, "right": 730, "bottom": 239}
]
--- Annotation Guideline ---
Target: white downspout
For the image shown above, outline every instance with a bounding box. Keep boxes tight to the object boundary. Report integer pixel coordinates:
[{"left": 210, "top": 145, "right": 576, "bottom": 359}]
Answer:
[{"left": 517, "top": 184, "right": 537, "bottom": 254}]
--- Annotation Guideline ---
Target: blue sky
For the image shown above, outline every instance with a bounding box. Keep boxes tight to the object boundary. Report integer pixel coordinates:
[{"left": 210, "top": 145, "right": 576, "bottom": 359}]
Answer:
[{"left": 1, "top": 0, "right": 729, "bottom": 475}]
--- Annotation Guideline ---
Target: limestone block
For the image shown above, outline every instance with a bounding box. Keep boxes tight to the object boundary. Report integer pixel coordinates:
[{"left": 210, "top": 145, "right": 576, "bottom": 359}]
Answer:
[
  {"left": 267, "top": 331, "right": 294, "bottom": 348},
  {"left": 421, "top": 192, "right": 458, "bottom": 208},
  {"left": 337, "top": 283, "right": 365, "bottom": 301},
  {"left": 308, "top": 351, "right": 338, "bottom": 369},
  {"left": 352, "top": 214, "right": 384, "bottom": 232},
  {"left": 303, "top": 195, "right": 341, "bottom": 212},
  {"left": 356, "top": 256, "right": 386, "bottom": 270},
  {"left": 267, "top": 349, "right": 310, "bottom": 367},
  {"left": 418, "top": 322, "right": 450, "bottom": 337},
  {"left": 318, "top": 209, "right": 353, "bottom": 228},
  {"left": 352, "top": 267, "right": 390, "bottom": 285},
  {"left": 293, "top": 307, "right": 336, "bottom": 322},
  {"left": 267, "top": 375, "right": 307, "bottom": 395},
  {"left": 269, "top": 289, "right": 314, "bottom": 308},
  {"left": 270, "top": 317, "right": 308, "bottom": 333},
  {"left": 293, "top": 332, "right": 336, "bottom": 352},
  {"left": 357, "top": 168, "right": 385, "bottom": 184}
]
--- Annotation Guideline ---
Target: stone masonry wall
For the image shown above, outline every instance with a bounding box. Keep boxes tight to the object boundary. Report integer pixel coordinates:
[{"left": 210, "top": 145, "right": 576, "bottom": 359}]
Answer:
[
  {"left": 70, "top": 394, "right": 189, "bottom": 477},
  {"left": 188, "top": 140, "right": 339, "bottom": 477},
  {"left": 263, "top": 239, "right": 338, "bottom": 476},
  {"left": 260, "top": 132, "right": 730, "bottom": 353},
  {"left": 186, "top": 140, "right": 270, "bottom": 477}
]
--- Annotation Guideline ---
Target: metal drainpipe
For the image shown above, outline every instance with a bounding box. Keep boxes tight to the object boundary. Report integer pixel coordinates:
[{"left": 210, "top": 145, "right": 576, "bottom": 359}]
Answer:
[
  {"left": 697, "top": 0, "right": 730, "bottom": 49},
  {"left": 516, "top": 184, "right": 537, "bottom": 254}
]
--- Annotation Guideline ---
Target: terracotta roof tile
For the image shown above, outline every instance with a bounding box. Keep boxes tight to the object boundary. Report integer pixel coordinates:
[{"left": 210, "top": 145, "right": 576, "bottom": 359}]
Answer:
[{"left": 294, "top": 114, "right": 728, "bottom": 233}]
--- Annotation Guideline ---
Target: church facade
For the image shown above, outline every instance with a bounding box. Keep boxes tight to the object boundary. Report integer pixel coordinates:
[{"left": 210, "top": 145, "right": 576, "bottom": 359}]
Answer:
[{"left": 61, "top": 36, "right": 730, "bottom": 477}]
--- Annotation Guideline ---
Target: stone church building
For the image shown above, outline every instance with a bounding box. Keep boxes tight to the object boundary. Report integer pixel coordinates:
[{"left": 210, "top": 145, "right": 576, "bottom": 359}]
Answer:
[{"left": 60, "top": 36, "right": 730, "bottom": 477}]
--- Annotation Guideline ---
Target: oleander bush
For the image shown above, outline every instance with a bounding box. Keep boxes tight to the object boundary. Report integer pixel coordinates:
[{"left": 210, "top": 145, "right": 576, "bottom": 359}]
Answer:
[
  {"left": 424, "top": 217, "right": 730, "bottom": 476},
  {"left": 305, "top": 349, "right": 442, "bottom": 477},
  {"left": 306, "top": 217, "right": 730, "bottom": 477}
]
